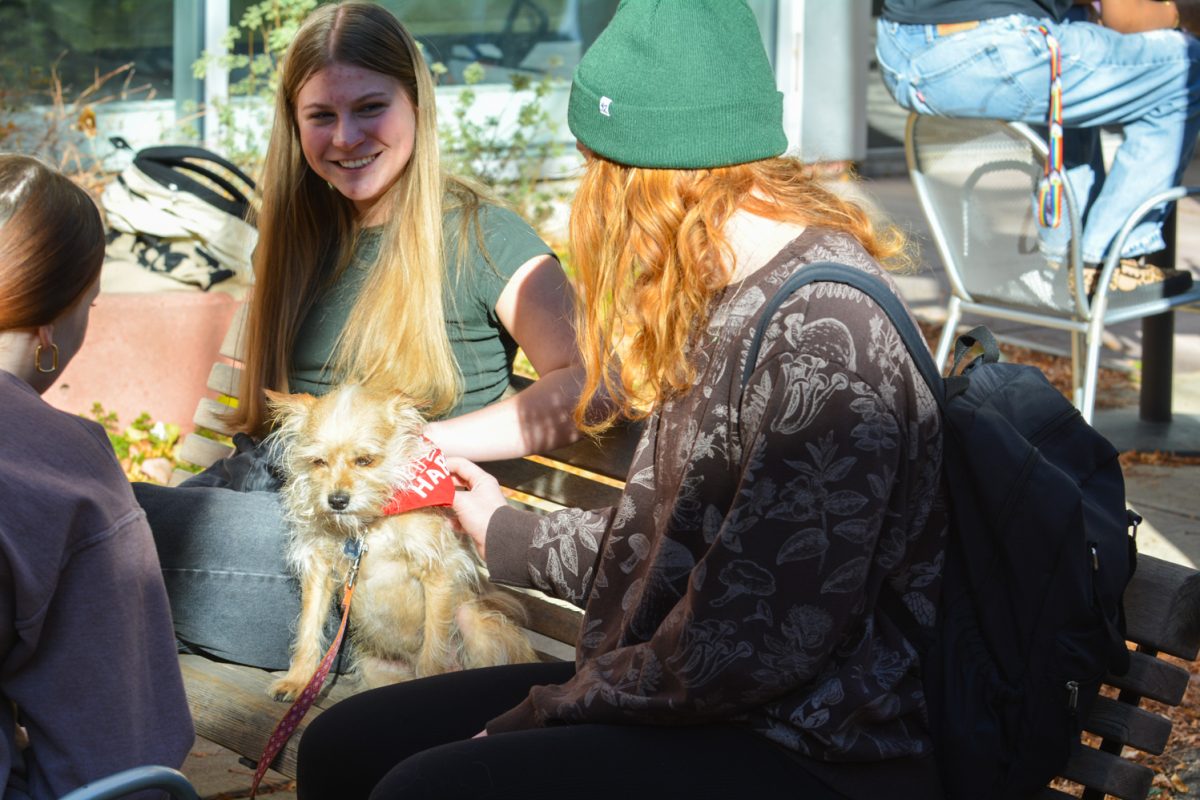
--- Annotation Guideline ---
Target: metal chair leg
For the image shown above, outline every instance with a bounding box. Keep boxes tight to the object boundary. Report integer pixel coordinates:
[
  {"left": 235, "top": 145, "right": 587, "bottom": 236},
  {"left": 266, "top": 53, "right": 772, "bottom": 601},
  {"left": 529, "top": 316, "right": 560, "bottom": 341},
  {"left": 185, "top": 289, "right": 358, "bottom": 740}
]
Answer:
[
  {"left": 936, "top": 297, "right": 962, "bottom": 370},
  {"left": 1070, "top": 329, "right": 1084, "bottom": 410},
  {"left": 1081, "top": 318, "right": 1106, "bottom": 425}
]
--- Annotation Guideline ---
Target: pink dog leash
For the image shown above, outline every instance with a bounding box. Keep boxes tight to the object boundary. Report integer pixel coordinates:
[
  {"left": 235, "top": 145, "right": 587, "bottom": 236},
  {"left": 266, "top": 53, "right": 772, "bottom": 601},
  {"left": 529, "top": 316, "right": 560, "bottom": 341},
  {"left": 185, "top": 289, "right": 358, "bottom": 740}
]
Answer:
[
  {"left": 249, "top": 539, "right": 364, "bottom": 798},
  {"left": 248, "top": 442, "right": 455, "bottom": 797}
]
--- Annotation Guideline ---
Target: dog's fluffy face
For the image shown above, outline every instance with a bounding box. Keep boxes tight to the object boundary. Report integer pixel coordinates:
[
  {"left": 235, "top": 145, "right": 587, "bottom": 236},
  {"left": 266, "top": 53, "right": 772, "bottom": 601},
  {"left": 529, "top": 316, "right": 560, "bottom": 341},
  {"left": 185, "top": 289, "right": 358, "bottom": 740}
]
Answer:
[{"left": 267, "top": 385, "right": 429, "bottom": 533}]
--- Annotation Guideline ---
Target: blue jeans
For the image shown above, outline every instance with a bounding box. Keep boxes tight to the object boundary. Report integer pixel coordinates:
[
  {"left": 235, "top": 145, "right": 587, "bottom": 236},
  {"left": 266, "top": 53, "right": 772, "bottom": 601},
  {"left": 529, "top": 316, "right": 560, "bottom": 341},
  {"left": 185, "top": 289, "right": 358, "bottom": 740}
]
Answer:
[
  {"left": 135, "top": 481, "right": 314, "bottom": 670},
  {"left": 876, "top": 15, "right": 1200, "bottom": 264}
]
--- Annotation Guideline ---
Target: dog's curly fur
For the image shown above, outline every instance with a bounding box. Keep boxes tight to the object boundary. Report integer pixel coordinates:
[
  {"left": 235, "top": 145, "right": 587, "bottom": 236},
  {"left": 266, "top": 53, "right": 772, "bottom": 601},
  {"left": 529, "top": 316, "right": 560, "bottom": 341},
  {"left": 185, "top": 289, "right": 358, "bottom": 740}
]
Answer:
[{"left": 264, "top": 384, "right": 536, "bottom": 701}]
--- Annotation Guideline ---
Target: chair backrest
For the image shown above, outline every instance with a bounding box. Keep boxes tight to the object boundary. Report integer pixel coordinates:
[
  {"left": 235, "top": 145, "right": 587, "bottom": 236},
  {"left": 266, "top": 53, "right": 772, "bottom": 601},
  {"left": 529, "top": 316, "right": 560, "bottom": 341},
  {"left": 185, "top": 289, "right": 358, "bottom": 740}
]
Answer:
[
  {"left": 905, "top": 112, "right": 1090, "bottom": 318},
  {"left": 58, "top": 765, "right": 199, "bottom": 800}
]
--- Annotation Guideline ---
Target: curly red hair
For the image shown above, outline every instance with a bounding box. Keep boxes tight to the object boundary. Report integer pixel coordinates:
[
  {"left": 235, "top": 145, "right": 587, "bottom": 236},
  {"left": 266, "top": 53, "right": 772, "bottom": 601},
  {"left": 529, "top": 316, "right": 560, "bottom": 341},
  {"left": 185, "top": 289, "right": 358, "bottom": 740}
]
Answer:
[{"left": 569, "top": 156, "right": 908, "bottom": 434}]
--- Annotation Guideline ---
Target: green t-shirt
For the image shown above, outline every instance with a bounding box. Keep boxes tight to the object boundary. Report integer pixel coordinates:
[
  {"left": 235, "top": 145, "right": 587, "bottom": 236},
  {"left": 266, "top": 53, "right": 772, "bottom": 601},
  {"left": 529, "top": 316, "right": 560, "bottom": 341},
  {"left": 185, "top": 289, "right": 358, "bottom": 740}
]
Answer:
[{"left": 289, "top": 204, "right": 554, "bottom": 417}]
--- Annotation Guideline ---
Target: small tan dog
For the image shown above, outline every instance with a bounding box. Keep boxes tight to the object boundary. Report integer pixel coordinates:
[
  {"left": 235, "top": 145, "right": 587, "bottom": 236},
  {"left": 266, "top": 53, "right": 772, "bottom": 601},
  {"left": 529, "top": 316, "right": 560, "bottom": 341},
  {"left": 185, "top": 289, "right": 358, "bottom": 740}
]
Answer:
[{"left": 264, "top": 384, "right": 536, "bottom": 701}]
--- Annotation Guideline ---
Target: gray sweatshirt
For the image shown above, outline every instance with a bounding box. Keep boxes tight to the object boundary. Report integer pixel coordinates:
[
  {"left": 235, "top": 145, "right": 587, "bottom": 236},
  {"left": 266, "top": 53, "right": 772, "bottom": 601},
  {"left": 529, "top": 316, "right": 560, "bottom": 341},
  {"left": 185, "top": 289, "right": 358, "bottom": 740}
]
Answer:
[{"left": 0, "top": 370, "right": 193, "bottom": 800}]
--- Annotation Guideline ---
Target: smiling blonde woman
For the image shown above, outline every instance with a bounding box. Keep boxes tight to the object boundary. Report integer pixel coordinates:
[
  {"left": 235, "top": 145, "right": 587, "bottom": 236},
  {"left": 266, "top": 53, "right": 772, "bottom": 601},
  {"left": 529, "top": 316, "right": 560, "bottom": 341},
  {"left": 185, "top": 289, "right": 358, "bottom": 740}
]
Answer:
[{"left": 133, "top": 2, "right": 585, "bottom": 672}]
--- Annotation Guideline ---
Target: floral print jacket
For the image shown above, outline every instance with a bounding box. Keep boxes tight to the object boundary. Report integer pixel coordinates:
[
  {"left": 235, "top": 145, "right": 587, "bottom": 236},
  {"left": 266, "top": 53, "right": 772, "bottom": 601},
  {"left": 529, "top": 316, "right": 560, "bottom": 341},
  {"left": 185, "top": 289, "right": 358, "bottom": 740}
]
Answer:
[{"left": 485, "top": 228, "right": 947, "bottom": 776}]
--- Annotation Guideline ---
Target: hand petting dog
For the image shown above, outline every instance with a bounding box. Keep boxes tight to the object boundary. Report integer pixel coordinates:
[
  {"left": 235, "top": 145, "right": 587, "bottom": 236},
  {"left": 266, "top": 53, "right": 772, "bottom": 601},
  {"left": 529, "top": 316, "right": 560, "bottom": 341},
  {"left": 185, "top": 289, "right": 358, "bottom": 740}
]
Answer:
[{"left": 445, "top": 456, "right": 508, "bottom": 562}]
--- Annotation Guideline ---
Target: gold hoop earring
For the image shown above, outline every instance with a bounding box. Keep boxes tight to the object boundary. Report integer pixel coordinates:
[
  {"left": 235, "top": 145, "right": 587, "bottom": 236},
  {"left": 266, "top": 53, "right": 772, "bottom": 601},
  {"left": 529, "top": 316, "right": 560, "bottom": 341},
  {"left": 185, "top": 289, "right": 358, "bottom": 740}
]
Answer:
[{"left": 35, "top": 343, "right": 59, "bottom": 374}]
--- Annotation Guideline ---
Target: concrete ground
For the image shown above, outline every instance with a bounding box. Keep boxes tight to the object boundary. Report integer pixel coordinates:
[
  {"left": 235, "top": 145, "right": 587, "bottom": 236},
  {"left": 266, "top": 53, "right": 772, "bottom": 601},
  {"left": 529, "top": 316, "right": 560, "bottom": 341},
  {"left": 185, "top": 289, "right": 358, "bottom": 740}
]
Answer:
[{"left": 179, "top": 736, "right": 294, "bottom": 799}]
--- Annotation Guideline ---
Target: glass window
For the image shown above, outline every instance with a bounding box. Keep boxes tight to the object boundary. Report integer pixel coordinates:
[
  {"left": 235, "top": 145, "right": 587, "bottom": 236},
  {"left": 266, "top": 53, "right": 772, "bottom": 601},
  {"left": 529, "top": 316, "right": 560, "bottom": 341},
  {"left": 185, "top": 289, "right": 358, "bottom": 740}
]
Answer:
[
  {"left": 0, "top": 1, "right": 173, "bottom": 101},
  {"left": 226, "top": 0, "right": 618, "bottom": 86},
  {"left": 382, "top": 0, "right": 616, "bottom": 83}
]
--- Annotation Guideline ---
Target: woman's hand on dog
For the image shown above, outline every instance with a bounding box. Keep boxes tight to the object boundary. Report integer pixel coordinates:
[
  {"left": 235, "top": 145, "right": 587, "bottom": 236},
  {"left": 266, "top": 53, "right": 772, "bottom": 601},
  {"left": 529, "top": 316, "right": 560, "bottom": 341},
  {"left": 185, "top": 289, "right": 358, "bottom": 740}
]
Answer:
[{"left": 446, "top": 456, "right": 507, "bottom": 561}]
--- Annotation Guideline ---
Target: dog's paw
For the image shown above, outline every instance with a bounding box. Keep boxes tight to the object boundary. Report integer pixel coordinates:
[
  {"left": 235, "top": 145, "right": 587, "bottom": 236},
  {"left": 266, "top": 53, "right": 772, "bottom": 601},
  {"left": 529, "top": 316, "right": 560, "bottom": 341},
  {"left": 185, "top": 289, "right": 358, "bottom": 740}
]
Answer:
[{"left": 267, "top": 675, "right": 307, "bottom": 702}]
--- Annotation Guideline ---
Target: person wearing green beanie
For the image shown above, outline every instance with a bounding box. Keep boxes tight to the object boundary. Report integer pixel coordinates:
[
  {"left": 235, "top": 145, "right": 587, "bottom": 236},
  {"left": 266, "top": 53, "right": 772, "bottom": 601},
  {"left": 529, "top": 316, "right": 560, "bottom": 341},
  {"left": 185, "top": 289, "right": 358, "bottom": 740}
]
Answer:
[
  {"left": 296, "top": 3, "right": 944, "bottom": 799},
  {"left": 566, "top": 0, "right": 788, "bottom": 168}
]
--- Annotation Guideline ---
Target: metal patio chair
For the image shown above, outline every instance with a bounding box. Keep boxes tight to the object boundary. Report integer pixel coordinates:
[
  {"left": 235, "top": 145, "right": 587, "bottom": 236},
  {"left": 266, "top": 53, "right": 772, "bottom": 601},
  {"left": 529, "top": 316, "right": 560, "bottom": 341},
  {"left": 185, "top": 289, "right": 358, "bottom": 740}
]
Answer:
[
  {"left": 904, "top": 111, "right": 1200, "bottom": 422},
  {"left": 58, "top": 765, "right": 199, "bottom": 800}
]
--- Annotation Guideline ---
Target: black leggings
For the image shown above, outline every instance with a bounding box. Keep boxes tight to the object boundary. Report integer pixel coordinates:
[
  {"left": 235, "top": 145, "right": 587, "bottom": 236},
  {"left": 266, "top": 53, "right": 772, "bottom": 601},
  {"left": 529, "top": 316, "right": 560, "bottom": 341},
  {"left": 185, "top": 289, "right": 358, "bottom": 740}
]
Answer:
[{"left": 296, "top": 662, "right": 847, "bottom": 800}]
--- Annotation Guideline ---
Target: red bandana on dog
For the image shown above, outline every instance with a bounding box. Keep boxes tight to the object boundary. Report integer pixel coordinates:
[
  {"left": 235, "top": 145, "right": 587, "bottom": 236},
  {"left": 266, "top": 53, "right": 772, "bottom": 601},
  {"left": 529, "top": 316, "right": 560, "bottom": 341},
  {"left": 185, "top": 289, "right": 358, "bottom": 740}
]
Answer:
[{"left": 381, "top": 441, "right": 455, "bottom": 515}]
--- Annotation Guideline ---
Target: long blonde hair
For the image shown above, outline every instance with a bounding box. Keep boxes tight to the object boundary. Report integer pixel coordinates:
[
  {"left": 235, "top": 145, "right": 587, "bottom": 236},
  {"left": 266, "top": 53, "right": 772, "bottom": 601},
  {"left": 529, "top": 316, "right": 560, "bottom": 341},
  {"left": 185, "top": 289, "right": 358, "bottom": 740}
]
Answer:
[
  {"left": 233, "top": 2, "right": 483, "bottom": 435},
  {"left": 0, "top": 154, "right": 105, "bottom": 331},
  {"left": 570, "top": 156, "right": 908, "bottom": 434}
]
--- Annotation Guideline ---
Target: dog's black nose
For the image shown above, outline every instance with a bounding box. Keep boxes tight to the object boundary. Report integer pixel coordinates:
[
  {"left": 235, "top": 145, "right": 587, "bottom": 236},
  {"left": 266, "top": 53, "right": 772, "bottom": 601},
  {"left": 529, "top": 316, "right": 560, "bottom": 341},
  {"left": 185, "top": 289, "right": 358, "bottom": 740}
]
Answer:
[{"left": 327, "top": 491, "right": 351, "bottom": 511}]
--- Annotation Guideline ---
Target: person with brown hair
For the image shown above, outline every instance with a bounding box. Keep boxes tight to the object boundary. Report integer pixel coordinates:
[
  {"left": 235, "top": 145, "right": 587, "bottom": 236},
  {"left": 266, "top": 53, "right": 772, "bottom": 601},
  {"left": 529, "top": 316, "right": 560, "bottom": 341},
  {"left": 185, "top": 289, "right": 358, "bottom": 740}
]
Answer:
[
  {"left": 295, "top": 2, "right": 947, "bottom": 798},
  {"left": 0, "top": 154, "right": 192, "bottom": 798},
  {"left": 134, "top": 2, "right": 584, "bottom": 671}
]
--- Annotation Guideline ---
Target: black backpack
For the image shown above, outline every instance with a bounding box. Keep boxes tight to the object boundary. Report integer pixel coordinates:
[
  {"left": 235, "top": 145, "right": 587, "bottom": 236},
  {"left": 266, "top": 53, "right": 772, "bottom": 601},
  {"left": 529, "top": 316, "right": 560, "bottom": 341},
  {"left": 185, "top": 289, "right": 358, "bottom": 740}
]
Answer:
[{"left": 743, "top": 262, "right": 1139, "bottom": 799}]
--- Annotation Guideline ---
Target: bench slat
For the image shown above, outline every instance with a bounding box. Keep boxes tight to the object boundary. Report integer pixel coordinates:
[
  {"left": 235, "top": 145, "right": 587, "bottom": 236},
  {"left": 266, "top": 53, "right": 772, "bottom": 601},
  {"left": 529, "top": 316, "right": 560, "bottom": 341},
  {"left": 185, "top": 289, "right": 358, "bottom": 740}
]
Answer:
[
  {"left": 194, "top": 397, "right": 239, "bottom": 438},
  {"left": 495, "top": 584, "right": 582, "bottom": 647},
  {"left": 1083, "top": 694, "right": 1173, "bottom": 755},
  {"left": 488, "top": 456, "right": 625, "bottom": 510},
  {"left": 180, "top": 654, "right": 345, "bottom": 779},
  {"left": 219, "top": 304, "right": 248, "bottom": 362},
  {"left": 1105, "top": 648, "right": 1191, "bottom": 707},
  {"left": 1122, "top": 555, "right": 1200, "bottom": 660},
  {"left": 538, "top": 421, "right": 643, "bottom": 482},
  {"left": 525, "top": 629, "right": 575, "bottom": 662},
  {"left": 179, "top": 432, "right": 235, "bottom": 472},
  {"left": 207, "top": 361, "right": 241, "bottom": 397},
  {"left": 1059, "top": 745, "right": 1154, "bottom": 800},
  {"left": 1036, "top": 789, "right": 1076, "bottom": 800}
]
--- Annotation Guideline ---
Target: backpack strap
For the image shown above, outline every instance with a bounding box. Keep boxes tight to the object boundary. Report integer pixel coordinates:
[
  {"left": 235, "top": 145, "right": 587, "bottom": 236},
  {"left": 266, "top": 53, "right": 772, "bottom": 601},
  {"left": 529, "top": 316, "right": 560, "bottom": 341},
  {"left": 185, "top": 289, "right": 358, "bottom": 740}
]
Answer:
[
  {"left": 133, "top": 146, "right": 257, "bottom": 221},
  {"left": 741, "top": 261, "right": 947, "bottom": 404},
  {"left": 138, "top": 145, "right": 257, "bottom": 193}
]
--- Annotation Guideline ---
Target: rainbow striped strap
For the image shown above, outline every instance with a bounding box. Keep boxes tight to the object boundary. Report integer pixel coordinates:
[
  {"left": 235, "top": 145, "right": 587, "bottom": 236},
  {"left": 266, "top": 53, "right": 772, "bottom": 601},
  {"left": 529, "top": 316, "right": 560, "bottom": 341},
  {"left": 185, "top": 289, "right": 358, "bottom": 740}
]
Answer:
[{"left": 1036, "top": 24, "right": 1065, "bottom": 228}]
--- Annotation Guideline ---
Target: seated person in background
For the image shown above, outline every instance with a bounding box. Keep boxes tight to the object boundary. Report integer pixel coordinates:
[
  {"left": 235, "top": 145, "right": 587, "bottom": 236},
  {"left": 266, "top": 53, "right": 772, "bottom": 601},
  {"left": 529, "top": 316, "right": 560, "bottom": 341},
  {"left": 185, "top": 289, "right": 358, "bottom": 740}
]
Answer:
[
  {"left": 295, "top": 2, "right": 947, "bottom": 798},
  {"left": 134, "top": 2, "right": 585, "bottom": 672},
  {"left": 876, "top": 0, "right": 1200, "bottom": 301},
  {"left": 0, "top": 154, "right": 193, "bottom": 799},
  {"left": 1096, "top": 0, "right": 1198, "bottom": 33}
]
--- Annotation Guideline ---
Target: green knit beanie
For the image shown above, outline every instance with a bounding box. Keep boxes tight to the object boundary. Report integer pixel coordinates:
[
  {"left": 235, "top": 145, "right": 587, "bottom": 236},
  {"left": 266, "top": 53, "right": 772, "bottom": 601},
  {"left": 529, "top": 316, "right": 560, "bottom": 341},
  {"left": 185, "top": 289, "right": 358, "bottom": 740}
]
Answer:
[{"left": 568, "top": 0, "right": 787, "bottom": 169}]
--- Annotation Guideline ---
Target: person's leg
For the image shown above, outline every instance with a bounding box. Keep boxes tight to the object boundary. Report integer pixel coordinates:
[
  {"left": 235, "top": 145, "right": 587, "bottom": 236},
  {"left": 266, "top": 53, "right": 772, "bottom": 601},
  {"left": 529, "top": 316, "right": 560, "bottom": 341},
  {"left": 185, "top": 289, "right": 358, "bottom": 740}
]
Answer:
[
  {"left": 874, "top": 16, "right": 1049, "bottom": 121},
  {"left": 135, "top": 481, "right": 302, "bottom": 669},
  {"left": 368, "top": 722, "right": 846, "bottom": 800},
  {"left": 878, "top": 15, "right": 1200, "bottom": 266},
  {"left": 296, "top": 662, "right": 576, "bottom": 800},
  {"left": 1049, "top": 22, "right": 1200, "bottom": 263}
]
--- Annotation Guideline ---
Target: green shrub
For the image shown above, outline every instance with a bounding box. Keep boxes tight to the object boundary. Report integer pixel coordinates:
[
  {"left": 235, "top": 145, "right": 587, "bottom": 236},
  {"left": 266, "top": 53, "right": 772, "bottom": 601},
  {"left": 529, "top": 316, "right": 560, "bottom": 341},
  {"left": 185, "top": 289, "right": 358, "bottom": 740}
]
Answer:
[{"left": 89, "top": 403, "right": 184, "bottom": 484}]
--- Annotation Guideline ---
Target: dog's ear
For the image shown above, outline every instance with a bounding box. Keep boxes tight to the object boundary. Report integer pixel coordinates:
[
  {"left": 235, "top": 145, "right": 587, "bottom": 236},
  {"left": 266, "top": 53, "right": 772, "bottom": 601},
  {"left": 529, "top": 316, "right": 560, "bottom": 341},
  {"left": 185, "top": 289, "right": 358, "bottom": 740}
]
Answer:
[
  {"left": 265, "top": 390, "right": 317, "bottom": 426},
  {"left": 386, "top": 391, "right": 427, "bottom": 437}
]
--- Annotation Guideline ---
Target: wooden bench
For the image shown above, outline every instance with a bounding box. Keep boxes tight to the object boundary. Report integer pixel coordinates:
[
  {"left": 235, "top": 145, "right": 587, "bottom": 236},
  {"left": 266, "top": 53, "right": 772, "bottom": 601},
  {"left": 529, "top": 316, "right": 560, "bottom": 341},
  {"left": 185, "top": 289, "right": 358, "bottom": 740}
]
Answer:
[
  {"left": 1041, "top": 554, "right": 1200, "bottom": 800},
  {"left": 171, "top": 307, "right": 1200, "bottom": 795},
  {"left": 170, "top": 304, "right": 640, "bottom": 779}
]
